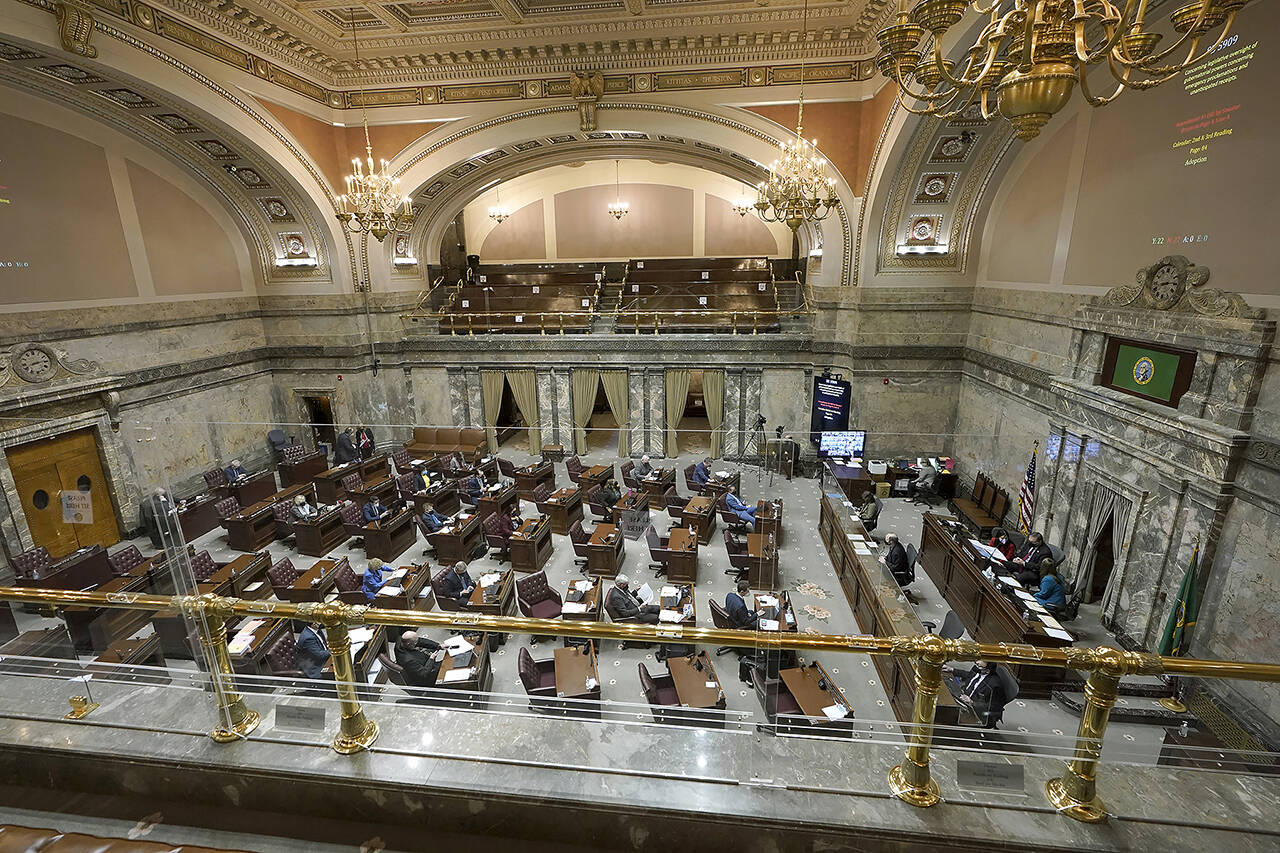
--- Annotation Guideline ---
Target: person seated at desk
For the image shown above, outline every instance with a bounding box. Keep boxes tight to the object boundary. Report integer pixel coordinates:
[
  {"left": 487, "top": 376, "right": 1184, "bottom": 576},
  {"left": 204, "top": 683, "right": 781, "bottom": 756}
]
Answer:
[
  {"left": 858, "top": 492, "right": 880, "bottom": 533},
  {"left": 395, "top": 630, "right": 445, "bottom": 689},
  {"left": 600, "top": 478, "right": 623, "bottom": 507},
  {"left": 439, "top": 561, "right": 476, "bottom": 604},
  {"left": 356, "top": 424, "right": 375, "bottom": 460},
  {"left": 725, "top": 579, "right": 759, "bottom": 629},
  {"left": 908, "top": 464, "right": 938, "bottom": 498},
  {"left": 943, "top": 660, "right": 1008, "bottom": 728},
  {"left": 881, "top": 533, "right": 911, "bottom": 586},
  {"left": 333, "top": 428, "right": 358, "bottom": 464},
  {"left": 1010, "top": 531, "right": 1052, "bottom": 579},
  {"left": 636, "top": 455, "right": 653, "bottom": 478},
  {"left": 1033, "top": 560, "right": 1067, "bottom": 613},
  {"left": 461, "top": 473, "right": 485, "bottom": 506},
  {"left": 489, "top": 511, "right": 522, "bottom": 558},
  {"left": 725, "top": 489, "right": 758, "bottom": 532},
  {"left": 692, "top": 458, "right": 712, "bottom": 488},
  {"left": 421, "top": 502, "right": 450, "bottom": 533},
  {"left": 362, "top": 558, "right": 389, "bottom": 601},
  {"left": 446, "top": 453, "right": 464, "bottom": 474},
  {"left": 295, "top": 621, "right": 330, "bottom": 679},
  {"left": 411, "top": 468, "right": 432, "bottom": 493},
  {"left": 988, "top": 527, "right": 1015, "bottom": 561},
  {"left": 292, "top": 494, "right": 318, "bottom": 521},
  {"left": 606, "top": 575, "right": 660, "bottom": 624},
  {"left": 224, "top": 459, "right": 250, "bottom": 482},
  {"left": 362, "top": 496, "right": 390, "bottom": 524}
]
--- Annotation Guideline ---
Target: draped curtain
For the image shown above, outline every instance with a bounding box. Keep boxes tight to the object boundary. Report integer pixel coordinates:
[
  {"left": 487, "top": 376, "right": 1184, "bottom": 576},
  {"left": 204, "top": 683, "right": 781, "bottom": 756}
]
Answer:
[
  {"left": 481, "top": 370, "right": 504, "bottom": 452},
  {"left": 505, "top": 370, "right": 542, "bottom": 454},
  {"left": 1100, "top": 493, "right": 1134, "bottom": 612},
  {"left": 571, "top": 368, "right": 599, "bottom": 456},
  {"left": 601, "top": 371, "right": 630, "bottom": 458},
  {"left": 703, "top": 370, "right": 725, "bottom": 459},
  {"left": 664, "top": 369, "right": 690, "bottom": 457},
  {"left": 1077, "top": 483, "right": 1132, "bottom": 604}
]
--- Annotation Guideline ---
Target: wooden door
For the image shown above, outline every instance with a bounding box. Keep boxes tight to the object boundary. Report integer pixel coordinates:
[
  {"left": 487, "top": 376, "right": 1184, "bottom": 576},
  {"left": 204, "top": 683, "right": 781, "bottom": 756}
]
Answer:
[{"left": 6, "top": 428, "right": 120, "bottom": 557}]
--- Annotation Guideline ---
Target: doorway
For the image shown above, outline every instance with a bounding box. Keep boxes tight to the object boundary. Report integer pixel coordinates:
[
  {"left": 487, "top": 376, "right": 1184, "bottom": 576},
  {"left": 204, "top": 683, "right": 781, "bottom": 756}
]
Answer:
[
  {"left": 586, "top": 383, "right": 618, "bottom": 454},
  {"left": 1088, "top": 515, "right": 1116, "bottom": 603},
  {"left": 301, "top": 395, "right": 336, "bottom": 450},
  {"left": 495, "top": 381, "right": 527, "bottom": 452},
  {"left": 676, "top": 371, "right": 710, "bottom": 456},
  {"left": 5, "top": 428, "right": 120, "bottom": 558}
]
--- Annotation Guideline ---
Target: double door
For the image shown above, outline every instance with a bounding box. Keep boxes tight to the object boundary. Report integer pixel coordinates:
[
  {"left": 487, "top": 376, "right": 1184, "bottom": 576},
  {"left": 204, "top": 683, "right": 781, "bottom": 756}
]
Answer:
[{"left": 6, "top": 428, "right": 119, "bottom": 558}]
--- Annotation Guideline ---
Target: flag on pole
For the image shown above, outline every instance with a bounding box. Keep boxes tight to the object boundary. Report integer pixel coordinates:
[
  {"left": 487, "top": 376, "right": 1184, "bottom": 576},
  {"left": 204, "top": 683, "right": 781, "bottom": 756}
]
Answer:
[
  {"left": 1158, "top": 541, "right": 1201, "bottom": 657},
  {"left": 1017, "top": 446, "right": 1037, "bottom": 534}
]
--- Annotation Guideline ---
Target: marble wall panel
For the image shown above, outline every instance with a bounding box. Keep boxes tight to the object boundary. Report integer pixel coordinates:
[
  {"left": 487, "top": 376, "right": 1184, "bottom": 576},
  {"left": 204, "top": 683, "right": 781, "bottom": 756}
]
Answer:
[
  {"left": 536, "top": 370, "right": 554, "bottom": 448},
  {"left": 552, "top": 369, "right": 572, "bottom": 449},
  {"left": 628, "top": 370, "right": 644, "bottom": 457},
  {"left": 411, "top": 366, "right": 453, "bottom": 428},
  {"left": 648, "top": 369, "right": 665, "bottom": 457},
  {"left": 724, "top": 370, "right": 742, "bottom": 457},
  {"left": 465, "top": 371, "right": 483, "bottom": 430},
  {"left": 448, "top": 368, "right": 467, "bottom": 427}
]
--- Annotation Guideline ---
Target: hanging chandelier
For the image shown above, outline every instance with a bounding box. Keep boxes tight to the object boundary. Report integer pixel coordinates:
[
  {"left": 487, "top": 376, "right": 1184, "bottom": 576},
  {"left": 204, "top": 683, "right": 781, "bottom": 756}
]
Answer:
[
  {"left": 607, "top": 160, "right": 630, "bottom": 220},
  {"left": 489, "top": 185, "right": 510, "bottom": 224},
  {"left": 335, "top": 10, "right": 413, "bottom": 241},
  {"left": 754, "top": 0, "right": 839, "bottom": 231},
  {"left": 874, "top": 0, "right": 1251, "bottom": 141},
  {"left": 732, "top": 183, "right": 754, "bottom": 217}
]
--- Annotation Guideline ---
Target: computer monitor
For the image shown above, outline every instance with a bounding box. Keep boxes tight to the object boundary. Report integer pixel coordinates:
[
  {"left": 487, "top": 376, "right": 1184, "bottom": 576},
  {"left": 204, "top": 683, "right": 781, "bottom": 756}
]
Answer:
[{"left": 818, "top": 430, "right": 866, "bottom": 459}]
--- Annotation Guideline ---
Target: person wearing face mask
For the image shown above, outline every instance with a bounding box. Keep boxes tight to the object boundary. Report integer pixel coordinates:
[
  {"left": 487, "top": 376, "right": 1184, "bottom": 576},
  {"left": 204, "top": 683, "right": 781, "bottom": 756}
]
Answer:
[
  {"left": 362, "top": 494, "right": 390, "bottom": 524},
  {"left": 292, "top": 493, "right": 318, "bottom": 520},
  {"left": 943, "top": 660, "right": 1008, "bottom": 728},
  {"left": 988, "top": 527, "right": 1015, "bottom": 561}
]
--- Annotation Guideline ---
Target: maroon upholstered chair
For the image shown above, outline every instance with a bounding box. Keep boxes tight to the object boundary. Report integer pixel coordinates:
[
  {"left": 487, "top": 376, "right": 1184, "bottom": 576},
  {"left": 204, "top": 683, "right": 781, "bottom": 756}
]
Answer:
[
  {"left": 717, "top": 493, "right": 749, "bottom": 533},
  {"left": 413, "top": 515, "right": 440, "bottom": 556},
  {"left": 333, "top": 559, "right": 365, "bottom": 605},
  {"left": 204, "top": 467, "right": 228, "bottom": 489},
  {"left": 620, "top": 460, "right": 638, "bottom": 490},
  {"left": 751, "top": 665, "right": 800, "bottom": 721},
  {"left": 107, "top": 545, "right": 147, "bottom": 576},
  {"left": 482, "top": 513, "right": 512, "bottom": 561},
  {"left": 396, "top": 472, "right": 417, "bottom": 503},
  {"left": 645, "top": 525, "right": 677, "bottom": 577},
  {"left": 215, "top": 497, "right": 241, "bottom": 522},
  {"left": 586, "top": 486, "right": 611, "bottom": 522},
  {"left": 531, "top": 482, "right": 552, "bottom": 503},
  {"left": 272, "top": 501, "right": 295, "bottom": 539},
  {"left": 280, "top": 444, "right": 306, "bottom": 464},
  {"left": 568, "top": 520, "right": 591, "bottom": 568},
  {"left": 497, "top": 457, "right": 517, "bottom": 478},
  {"left": 431, "top": 567, "right": 465, "bottom": 612},
  {"left": 516, "top": 570, "right": 562, "bottom": 620},
  {"left": 664, "top": 486, "right": 686, "bottom": 521},
  {"left": 12, "top": 546, "right": 53, "bottom": 579},
  {"left": 683, "top": 464, "right": 700, "bottom": 493},
  {"left": 190, "top": 550, "right": 218, "bottom": 582},
  {"left": 723, "top": 529, "right": 751, "bottom": 580},
  {"left": 341, "top": 472, "right": 363, "bottom": 494},
  {"left": 708, "top": 599, "right": 746, "bottom": 657},
  {"left": 265, "top": 632, "right": 304, "bottom": 679},
  {"left": 565, "top": 455, "right": 585, "bottom": 484},
  {"left": 267, "top": 557, "right": 300, "bottom": 597},
  {"left": 391, "top": 449, "right": 411, "bottom": 474},
  {"left": 638, "top": 662, "right": 680, "bottom": 721},
  {"left": 517, "top": 646, "right": 557, "bottom": 698},
  {"left": 339, "top": 501, "right": 365, "bottom": 538}
]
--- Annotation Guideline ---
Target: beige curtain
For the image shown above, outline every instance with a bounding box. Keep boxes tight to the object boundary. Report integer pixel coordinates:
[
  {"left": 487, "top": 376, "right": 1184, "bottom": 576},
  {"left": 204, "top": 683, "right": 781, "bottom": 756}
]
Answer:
[
  {"left": 571, "top": 368, "right": 599, "bottom": 455},
  {"left": 703, "top": 370, "right": 725, "bottom": 459},
  {"left": 601, "top": 370, "right": 630, "bottom": 458},
  {"left": 481, "top": 370, "right": 504, "bottom": 452},
  {"left": 505, "top": 369, "right": 542, "bottom": 454},
  {"left": 664, "top": 369, "right": 690, "bottom": 457}
]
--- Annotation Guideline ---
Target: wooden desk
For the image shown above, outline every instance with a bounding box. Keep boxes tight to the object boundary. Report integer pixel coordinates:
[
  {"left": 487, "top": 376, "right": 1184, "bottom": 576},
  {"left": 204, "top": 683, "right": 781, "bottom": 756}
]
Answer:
[
  {"left": 322, "top": 625, "right": 388, "bottom": 699},
  {"left": 435, "top": 513, "right": 483, "bottom": 565},
  {"left": 755, "top": 499, "right": 784, "bottom": 546},
  {"left": 779, "top": 663, "right": 855, "bottom": 730},
  {"left": 364, "top": 509, "right": 417, "bottom": 563},
  {"left": 824, "top": 460, "right": 875, "bottom": 504},
  {"left": 15, "top": 546, "right": 112, "bottom": 591},
  {"left": 223, "top": 500, "right": 279, "bottom": 552},
  {"left": 665, "top": 527, "right": 699, "bottom": 584},
  {"left": 745, "top": 533, "right": 780, "bottom": 588},
  {"left": 227, "top": 617, "right": 288, "bottom": 690},
  {"left": 510, "top": 516, "right": 553, "bottom": 573},
  {"left": 91, "top": 634, "right": 169, "bottom": 684},
  {"left": 514, "top": 461, "right": 555, "bottom": 500},
  {"left": 561, "top": 577, "right": 600, "bottom": 622},
  {"left": 587, "top": 523, "right": 625, "bottom": 577},
  {"left": 818, "top": 493, "right": 960, "bottom": 725},
  {"left": 362, "top": 453, "right": 391, "bottom": 482},
  {"left": 703, "top": 470, "right": 740, "bottom": 501},
  {"left": 176, "top": 494, "right": 220, "bottom": 541},
  {"left": 752, "top": 589, "right": 799, "bottom": 633},
  {"left": 312, "top": 461, "right": 362, "bottom": 503},
  {"left": 657, "top": 583, "right": 696, "bottom": 626},
  {"left": 917, "top": 512, "right": 1071, "bottom": 697},
  {"left": 411, "top": 480, "right": 461, "bottom": 517},
  {"left": 466, "top": 570, "right": 516, "bottom": 616},
  {"left": 476, "top": 483, "right": 519, "bottom": 522},
  {"left": 667, "top": 651, "right": 726, "bottom": 710},
  {"left": 204, "top": 552, "right": 272, "bottom": 599},
  {"left": 278, "top": 450, "right": 327, "bottom": 488},
  {"left": 229, "top": 470, "right": 276, "bottom": 508},
  {"left": 348, "top": 476, "right": 398, "bottom": 512},
  {"left": 554, "top": 645, "right": 600, "bottom": 700},
  {"left": 437, "top": 633, "right": 494, "bottom": 700},
  {"left": 581, "top": 464, "right": 612, "bottom": 492},
  {"left": 540, "top": 487, "right": 583, "bottom": 534},
  {"left": 294, "top": 509, "right": 348, "bottom": 557},
  {"left": 283, "top": 559, "right": 340, "bottom": 603},
  {"left": 682, "top": 496, "right": 717, "bottom": 544},
  {"left": 639, "top": 467, "right": 676, "bottom": 500},
  {"left": 61, "top": 573, "right": 151, "bottom": 653},
  {"left": 369, "top": 565, "right": 435, "bottom": 611}
]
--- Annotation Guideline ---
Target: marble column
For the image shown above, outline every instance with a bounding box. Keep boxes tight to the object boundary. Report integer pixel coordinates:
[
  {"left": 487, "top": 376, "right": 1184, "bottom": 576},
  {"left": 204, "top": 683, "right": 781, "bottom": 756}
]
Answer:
[
  {"left": 648, "top": 368, "right": 665, "bottom": 457},
  {"left": 724, "top": 369, "right": 743, "bottom": 458},
  {"left": 536, "top": 369, "right": 554, "bottom": 450},
  {"left": 447, "top": 368, "right": 468, "bottom": 427},
  {"left": 551, "top": 369, "right": 572, "bottom": 449},
  {"left": 465, "top": 370, "right": 483, "bottom": 430}
]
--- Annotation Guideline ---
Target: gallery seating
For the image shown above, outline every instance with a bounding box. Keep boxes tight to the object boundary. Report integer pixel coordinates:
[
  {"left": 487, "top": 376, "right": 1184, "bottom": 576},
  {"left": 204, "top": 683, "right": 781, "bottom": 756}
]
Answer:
[{"left": 403, "top": 427, "right": 486, "bottom": 461}]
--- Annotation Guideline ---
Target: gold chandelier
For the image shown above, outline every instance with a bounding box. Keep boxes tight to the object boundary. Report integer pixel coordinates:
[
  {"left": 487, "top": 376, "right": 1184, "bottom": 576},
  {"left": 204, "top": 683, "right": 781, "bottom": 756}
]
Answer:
[
  {"left": 754, "top": 0, "right": 839, "bottom": 231},
  {"left": 874, "top": 0, "right": 1251, "bottom": 141},
  {"left": 335, "top": 10, "right": 413, "bottom": 241},
  {"left": 488, "top": 184, "right": 511, "bottom": 224},
  {"left": 606, "top": 160, "right": 629, "bottom": 220}
]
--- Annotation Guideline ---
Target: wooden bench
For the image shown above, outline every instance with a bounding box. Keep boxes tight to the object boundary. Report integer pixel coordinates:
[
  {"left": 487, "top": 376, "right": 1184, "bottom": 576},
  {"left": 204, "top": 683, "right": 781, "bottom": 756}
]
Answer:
[
  {"left": 629, "top": 256, "right": 769, "bottom": 271},
  {"left": 949, "top": 472, "right": 1010, "bottom": 537}
]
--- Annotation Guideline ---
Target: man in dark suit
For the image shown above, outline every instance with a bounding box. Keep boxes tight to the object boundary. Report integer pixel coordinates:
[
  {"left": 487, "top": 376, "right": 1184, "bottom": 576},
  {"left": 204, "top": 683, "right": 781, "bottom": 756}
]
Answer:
[
  {"left": 295, "top": 621, "right": 330, "bottom": 679},
  {"left": 362, "top": 496, "right": 389, "bottom": 524},
  {"left": 421, "top": 503, "right": 449, "bottom": 533},
  {"left": 636, "top": 455, "right": 653, "bottom": 478},
  {"left": 724, "top": 579, "right": 759, "bottom": 628},
  {"left": 356, "top": 425, "right": 375, "bottom": 460},
  {"left": 945, "top": 660, "right": 1008, "bottom": 727},
  {"left": 291, "top": 494, "right": 318, "bottom": 521},
  {"left": 881, "top": 533, "right": 911, "bottom": 585},
  {"left": 224, "top": 459, "right": 249, "bottom": 482},
  {"left": 334, "top": 428, "right": 358, "bottom": 464},
  {"left": 439, "top": 561, "right": 475, "bottom": 604},
  {"left": 600, "top": 479, "right": 622, "bottom": 507},
  {"left": 462, "top": 473, "right": 485, "bottom": 506},
  {"left": 1011, "top": 532, "right": 1053, "bottom": 585},
  {"left": 692, "top": 458, "right": 711, "bottom": 488},
  {"left": 139, "top": 487, "right": 175, "bottom": 548},
  {"left": 395, "top": 630, "right": 445, "bottom": 688},
  {"left": 606, "top": 575, "right": 660, "bottom": 623},
  {"left": 411, "top": 468, "right": 431, "bottom": 493}
]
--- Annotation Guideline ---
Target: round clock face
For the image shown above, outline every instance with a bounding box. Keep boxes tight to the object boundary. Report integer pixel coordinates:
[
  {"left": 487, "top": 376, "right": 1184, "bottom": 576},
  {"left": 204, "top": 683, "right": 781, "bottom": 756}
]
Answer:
[
  {"left": 1133, "top": 357, "right": 1155, "bottom": 386},
  {"left": 1151, "top": 263, "right": 1182, "bottom": 304}
]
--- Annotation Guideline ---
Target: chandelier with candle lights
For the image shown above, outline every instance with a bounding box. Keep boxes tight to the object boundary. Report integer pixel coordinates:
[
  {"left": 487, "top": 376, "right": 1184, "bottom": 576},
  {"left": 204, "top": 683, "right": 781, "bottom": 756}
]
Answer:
[
  {"left": 874, "top": 0, "right": 1252, "bottom": 141},
  {"left": 489, "top": 184, "right": 511, "bottom": 224},
  {"left": 606, "top": 160, "right": 630, "bottom": 220}
]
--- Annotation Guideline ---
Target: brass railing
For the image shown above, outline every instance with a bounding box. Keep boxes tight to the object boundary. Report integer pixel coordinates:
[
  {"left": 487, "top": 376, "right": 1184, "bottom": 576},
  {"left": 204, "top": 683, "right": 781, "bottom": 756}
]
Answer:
[{"left": 3, "top": 584, "right": 1278, "bottom": 822}]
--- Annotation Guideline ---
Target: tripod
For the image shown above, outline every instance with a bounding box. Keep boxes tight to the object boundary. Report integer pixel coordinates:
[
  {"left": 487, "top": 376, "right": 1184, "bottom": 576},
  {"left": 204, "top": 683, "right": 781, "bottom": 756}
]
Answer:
[{"left": 739, "top": 425, "right": 774, "bottom": 488}]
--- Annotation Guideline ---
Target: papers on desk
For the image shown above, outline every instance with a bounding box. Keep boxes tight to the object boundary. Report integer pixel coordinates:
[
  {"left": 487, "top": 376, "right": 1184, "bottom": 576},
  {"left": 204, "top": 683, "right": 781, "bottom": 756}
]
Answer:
[
  {"left": 227, "top": 637, "right": 251, "bottom": 655},
  {"left": 995, "top": 575, "right": 1020, "bottom": 588},
  {"left": 758, "top": 594, "right": 779, "bottom": 609},
  {"left": 660, "top": 585, "right": 679, "bottom": 598},
  {"left": 243, "top": 582, "right": 264, "bottom": 593},
  {"left": 562, "top": 602, "right": 589, "bottom": 614},
  {"left": 487, "top": 483, "right": 501, "bottom": 492},
  {"left": 842, "top": 501, "right": 854, "bottom": 509},
  {"left": 853, "top": 545, "right": 874, "bottom": 556},
  {"left": 572, "top": 579, "right": 593, "bottom": 592},
  {"left": 348, "top": 627, "right": 376, "bottom": 645},
  {"left": 658, "top": 609, "right": 684, "bottom": 623},
  {"left": 441, "top": 636, "right": 473, "bottom": 656},
  {"left": 585, "top": 676, "right": 598, "bottom": 690},
  {"left": 376, "top": 585, "right": 403, "bottom": 597},
  {"left": 1026, "top": 601, "right": 1049, "bottom": 614},
  {"left": 705, "top": 681, "right": 719, "bottom": 689},
  {"left": 822, "top": 704, "right": 849, "bottom": 721},
  {"left": 715, "top": 470, "right": 730, "bottom": 479},
  {"left": 759, "top": 619, "right": 781, "bottom": 632},
  {"left": 636, "top": 583, "right": 655, "bottom": 605},
  {"left": 389, "top": 568, "right": 408, "bottom": 581},
  {"left": 971, "top": 541, "right": 1009, "bottom": 562},
  {"left": 1013, "top": 589, "right": 1036, "bottom": 602},
  {"left": 479, "top": 572, "right": 502, "bottom": 587},
  {"left": 411, "top": 458, "right": 426, "bottom": 466},
  {"left": 1039, "top": 614, "right": 1067, "bottom": 631},
  {"left": 1044, "top": 627, "right": 1074, "bottom": 641},
  {"left": 442, "top": 668, "right": 472, "bottom": 683}
]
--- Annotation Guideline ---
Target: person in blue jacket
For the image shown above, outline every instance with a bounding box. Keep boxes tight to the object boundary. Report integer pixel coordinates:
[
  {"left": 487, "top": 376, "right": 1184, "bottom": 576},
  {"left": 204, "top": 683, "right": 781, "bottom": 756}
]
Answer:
[
  {"left": 1033, "top": 559, "right": 1067, "bottom": 612},
  {"left": 362, "top": 557, "right": 388, "bottom": 601},
  {"left": 724, "top": 489, "right": 758, "bottom": 532},
  {"left": 692, "top": 458, "right": 712, "bottom": 488}
]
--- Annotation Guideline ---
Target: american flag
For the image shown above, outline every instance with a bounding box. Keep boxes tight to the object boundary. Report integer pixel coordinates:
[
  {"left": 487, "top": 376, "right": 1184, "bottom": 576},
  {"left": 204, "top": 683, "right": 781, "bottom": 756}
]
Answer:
[{"left": 1017, "top": 450, "right": 1037, "bottom": 533}]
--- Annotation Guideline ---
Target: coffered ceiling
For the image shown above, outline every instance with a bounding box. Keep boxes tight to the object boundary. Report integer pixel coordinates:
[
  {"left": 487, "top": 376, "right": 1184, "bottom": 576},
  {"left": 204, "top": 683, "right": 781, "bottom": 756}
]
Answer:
[{"left": 136, "top": 0, "right": 891, "bottom": 85}]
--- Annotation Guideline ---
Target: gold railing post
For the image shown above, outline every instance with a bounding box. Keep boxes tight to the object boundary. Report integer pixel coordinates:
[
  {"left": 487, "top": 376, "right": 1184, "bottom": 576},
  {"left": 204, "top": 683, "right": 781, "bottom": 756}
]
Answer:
[
  {"left": 1045, "top": 666, "right": 1118, "bottom": 822},
  {"left": 306, "top": 602, "right": 379, "bottom": 754},
  {"left": 888, "top": 635, "right": 951, "bottom": 807},
  {"left": 194, "top": 595, "right": 261, "bottom": 743}
]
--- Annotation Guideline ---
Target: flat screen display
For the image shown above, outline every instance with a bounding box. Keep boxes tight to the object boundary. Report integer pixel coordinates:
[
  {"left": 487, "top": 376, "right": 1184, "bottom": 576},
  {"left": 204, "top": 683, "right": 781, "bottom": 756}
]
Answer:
[
  {"left": 810, "top": 376, "right": 851, "bottom": 443},
  {"left": 818, "top": 431, "right": 866, "bottom": 459}
]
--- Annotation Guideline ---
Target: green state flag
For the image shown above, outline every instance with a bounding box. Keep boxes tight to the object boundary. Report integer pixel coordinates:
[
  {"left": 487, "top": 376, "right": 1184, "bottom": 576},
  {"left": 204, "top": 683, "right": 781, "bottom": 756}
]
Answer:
[
  {"left": 1157, "top": 544, "right": 1201, "bottom": 657},
  {"left": 1111, "top": 344, "right": 1181, "bottom": 402}
]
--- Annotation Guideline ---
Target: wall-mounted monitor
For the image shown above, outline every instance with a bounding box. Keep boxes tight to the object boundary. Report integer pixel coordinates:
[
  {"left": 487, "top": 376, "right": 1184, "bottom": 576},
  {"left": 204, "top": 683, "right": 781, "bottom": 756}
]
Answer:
[
  {"left": 810, "top": 375, "right": 851, "bottom": 443},
  {"left": 818, "top": 430, "right": 866, "bottom": 459}
]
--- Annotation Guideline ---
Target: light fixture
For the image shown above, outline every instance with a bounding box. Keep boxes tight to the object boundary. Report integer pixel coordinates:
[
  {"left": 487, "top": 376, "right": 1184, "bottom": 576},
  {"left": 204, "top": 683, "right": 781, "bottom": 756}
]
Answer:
[
  {"left": 335, "top": 9, "right": 412, "bottom": 241},
  {"left": 874, "top": 0, "right": 1251, "bottom": 141},
  {"left": 754, "top": 0, "right": 839, "bottom": 231},
  {"left": 607, "top": 160, "right": 629, "bottom": 220},
  {"left": 488, "top": 184, "right": 510, "bottom": 224},
  {"left": 732, "top": 182, "right": 754, "bottom": 217}
]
